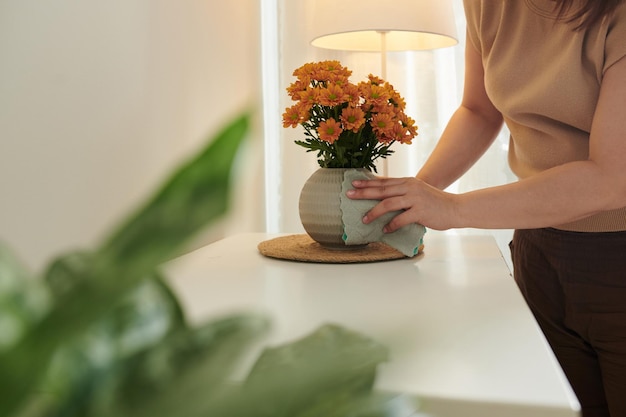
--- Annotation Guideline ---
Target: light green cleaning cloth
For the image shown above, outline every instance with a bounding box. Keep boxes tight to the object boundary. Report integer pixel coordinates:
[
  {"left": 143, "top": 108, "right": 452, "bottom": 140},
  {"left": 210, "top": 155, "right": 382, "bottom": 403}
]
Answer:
[{"left": 340, "top": 169, "right": 426, "bottom": 257}]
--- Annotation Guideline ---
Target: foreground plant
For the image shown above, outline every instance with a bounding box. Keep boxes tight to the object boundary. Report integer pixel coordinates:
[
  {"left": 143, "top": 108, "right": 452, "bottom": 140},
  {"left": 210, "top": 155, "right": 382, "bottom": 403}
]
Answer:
[{"left": 0, "top": 113, "right": 403, "bottom": 417}]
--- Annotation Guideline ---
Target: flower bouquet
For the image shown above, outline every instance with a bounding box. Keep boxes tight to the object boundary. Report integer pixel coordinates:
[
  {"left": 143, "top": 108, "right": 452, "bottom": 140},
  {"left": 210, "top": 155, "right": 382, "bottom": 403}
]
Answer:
[
  {"left": 282, "top": 61, "right": 421, "bottom": 250},
  {"left": 282, "top": 60, "right": 417, "bottom": 172}
]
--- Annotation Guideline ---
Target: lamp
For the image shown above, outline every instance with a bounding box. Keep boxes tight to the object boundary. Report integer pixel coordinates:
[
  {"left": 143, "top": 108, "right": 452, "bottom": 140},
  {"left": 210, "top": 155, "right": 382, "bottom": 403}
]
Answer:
[
  {"left": 307, "top": 0, "right": 458, "bottom": 175},
  {"left": 307, "top": 0, "right": 458, "bottom": 79}
]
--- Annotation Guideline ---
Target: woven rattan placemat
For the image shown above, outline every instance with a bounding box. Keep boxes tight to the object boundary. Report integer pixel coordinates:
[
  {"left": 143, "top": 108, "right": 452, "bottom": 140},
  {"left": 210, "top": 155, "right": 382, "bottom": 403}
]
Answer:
[{"left": 257, "top": 234, "right": 422, "bottom": 264}]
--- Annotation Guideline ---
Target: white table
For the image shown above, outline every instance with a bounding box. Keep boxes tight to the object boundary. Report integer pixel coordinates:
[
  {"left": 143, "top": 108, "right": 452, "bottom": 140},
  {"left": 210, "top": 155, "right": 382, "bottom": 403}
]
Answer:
[{"left": 165, "top": 232, "right": 580, "bottom": 417}]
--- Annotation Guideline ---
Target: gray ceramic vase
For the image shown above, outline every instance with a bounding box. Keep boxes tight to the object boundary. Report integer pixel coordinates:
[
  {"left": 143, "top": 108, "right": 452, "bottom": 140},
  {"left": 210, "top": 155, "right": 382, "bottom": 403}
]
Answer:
[{"left": 298, "top": 167, "right": 369, "bottom": 250}]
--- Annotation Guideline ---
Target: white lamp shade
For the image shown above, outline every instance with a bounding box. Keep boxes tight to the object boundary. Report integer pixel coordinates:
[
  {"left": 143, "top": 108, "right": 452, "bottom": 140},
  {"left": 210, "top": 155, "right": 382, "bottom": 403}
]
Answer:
[{"left": 307, "top": 0, "right": 458, "bottom": 51}]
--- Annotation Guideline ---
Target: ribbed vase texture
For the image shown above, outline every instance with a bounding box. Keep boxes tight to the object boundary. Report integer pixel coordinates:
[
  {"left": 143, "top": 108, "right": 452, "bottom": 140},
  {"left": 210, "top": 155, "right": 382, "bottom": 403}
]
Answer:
[{"left": 299, "top": 168, "right": 367, "bottom": 249}]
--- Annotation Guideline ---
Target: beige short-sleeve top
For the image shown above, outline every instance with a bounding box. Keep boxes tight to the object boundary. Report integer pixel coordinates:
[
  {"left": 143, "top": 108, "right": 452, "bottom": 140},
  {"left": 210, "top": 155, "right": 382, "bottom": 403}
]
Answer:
[{"left": 464, "top": 0, "right": 626, "bottom": 231}]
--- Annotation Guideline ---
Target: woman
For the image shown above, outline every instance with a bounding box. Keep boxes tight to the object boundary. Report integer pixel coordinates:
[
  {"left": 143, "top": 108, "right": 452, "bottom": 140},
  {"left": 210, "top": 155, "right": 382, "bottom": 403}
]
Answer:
[{"left": 347, "top": 1, "right": 626, "bottom": 415}]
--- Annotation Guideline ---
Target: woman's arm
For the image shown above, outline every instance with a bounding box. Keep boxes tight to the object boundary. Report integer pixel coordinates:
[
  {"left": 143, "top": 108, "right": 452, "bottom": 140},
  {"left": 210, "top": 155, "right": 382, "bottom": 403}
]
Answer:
[
  {"left": 348, "top": 51, "right": 626, "bottom": 232},
  {"left": 416, "top": 34, "right": 504, "bottom": 190},
  {"left": 452, "top": 54, "right": 626, "bottom": 229}
]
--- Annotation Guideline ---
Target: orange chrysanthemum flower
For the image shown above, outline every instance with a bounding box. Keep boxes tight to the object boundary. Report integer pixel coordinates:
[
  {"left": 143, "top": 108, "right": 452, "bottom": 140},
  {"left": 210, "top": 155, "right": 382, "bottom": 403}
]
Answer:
[
  {"left": 286, "top": 78, "right": 310, "bottom": 100},
  {"left": 318, "top": 83, "right": 348, "bottom": 107},
  {"left": 360, "top": 83, "right": 391, "bottom": 107},
  {"left": 318, "top": 118, "right": 343, "bottom": 144},
  {"left": 389, "top": 90, "right": 407, "bottom": 111},
  {"left": 390, "top": 123, "right": 411, "bottom": 144},
  {"left": 298, "top": 87, "right": 318, "bottom": 107},
  {"left": 400, "top": 113, "right": 418, "bottom": 139},
  {"left": 367, "top": 74, "right": 384, "bottom": 85},
  {"left": 341, "top": 107, "right": 366, "bottom": 133},
  {"left": 311, "top": 69, "right": 332, "bottom": 83},
  {"left": 282, "top": 103, "right": 309, "bottom": 128},
  {"left": 328, "top": 73, "right": 350, "bottom": 88},
  {"left": 321, "top": 60, "right": 352, "bottom": 77},
  {"left": 371, "top": 113, "right": 395, "bottom": 140},
  {"left": 343, "top": 84, "right": 361, "bottom": 105},
  {"left": 293, "top": 62, "right": 316, "bottom": 78},
  {"left": 369, "top": 101, "right": 394, "bottom": 116}
]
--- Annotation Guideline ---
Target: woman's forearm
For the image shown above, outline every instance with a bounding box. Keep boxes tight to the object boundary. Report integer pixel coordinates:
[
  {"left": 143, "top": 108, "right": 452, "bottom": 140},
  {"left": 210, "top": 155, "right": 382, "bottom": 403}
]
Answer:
[
  {"left": 416, "top": 105, "right": 503, "bottom": 190},
  {"left": 455, "top": 158, "right": 626, "bottom": 230},
  {"left": 350, "top": 158, "right": 626, "bottom": 233}
]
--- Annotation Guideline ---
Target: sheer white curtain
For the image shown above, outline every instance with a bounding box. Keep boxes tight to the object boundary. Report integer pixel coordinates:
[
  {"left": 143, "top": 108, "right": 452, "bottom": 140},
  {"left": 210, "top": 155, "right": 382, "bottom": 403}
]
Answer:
[{"left": 262, "top": 0, "right": 515, "bottom": 262}]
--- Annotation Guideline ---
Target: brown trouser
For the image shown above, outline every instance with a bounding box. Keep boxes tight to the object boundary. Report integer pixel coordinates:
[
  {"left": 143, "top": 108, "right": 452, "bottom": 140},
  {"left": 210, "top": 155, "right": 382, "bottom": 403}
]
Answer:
[{"left": 511, "top": 228, "right": 626, "bottom": 417}]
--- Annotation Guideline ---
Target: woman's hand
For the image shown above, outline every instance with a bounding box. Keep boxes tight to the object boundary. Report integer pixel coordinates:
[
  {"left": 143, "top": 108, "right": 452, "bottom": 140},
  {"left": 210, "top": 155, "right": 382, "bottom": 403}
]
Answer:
[{"left": 346, "top": 177, "right": 461, "bottom": 232}]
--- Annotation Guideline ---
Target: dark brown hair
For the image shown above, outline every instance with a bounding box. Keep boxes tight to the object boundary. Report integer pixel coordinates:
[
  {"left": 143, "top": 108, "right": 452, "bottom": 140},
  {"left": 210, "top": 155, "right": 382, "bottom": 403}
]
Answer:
[{"left": 555, "top": 0, "right": 622, "bottom": 29}]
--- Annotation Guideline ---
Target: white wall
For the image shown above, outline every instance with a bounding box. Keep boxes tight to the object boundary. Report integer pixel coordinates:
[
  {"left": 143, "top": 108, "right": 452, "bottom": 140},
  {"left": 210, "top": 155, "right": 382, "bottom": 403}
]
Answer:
[{"left": 0, "top": 0, "right": 264, "bottom": 271}]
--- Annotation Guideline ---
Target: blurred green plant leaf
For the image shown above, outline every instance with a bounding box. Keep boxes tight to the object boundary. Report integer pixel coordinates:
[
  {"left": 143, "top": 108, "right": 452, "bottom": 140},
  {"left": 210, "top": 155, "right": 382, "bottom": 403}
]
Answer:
[
  {"left": 0, "top": 112, "right": 250, "bottom": 416},
  {"left": 190, "top": 324, "right": 408, "bottom": 417},
  {"left": 98, "top": 112, "right": 249, "bottom": 271},
  {"left": 40, "top": 269, "right": 189, "bottom": 417},
  {"left": 0, "top": 243, "right": 50, "bottom": 352},
  {"left": 0, "top": 111, "right": 410, "bottom": 417},
  {"left": 46, "top": 313, "right": 269, "bottom": 417},
  {"left": 236, "top": 323, "right": 390, "bottom": 417}
]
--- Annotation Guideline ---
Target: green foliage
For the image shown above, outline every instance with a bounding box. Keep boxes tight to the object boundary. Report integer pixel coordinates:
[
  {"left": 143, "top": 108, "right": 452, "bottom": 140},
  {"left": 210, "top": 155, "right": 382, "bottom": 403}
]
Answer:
[
  {"left": 295, "top": 122, "right": 394, "bottom": 173},
  {"left": 0, "top": 113, "right": 404, "bottom": 417}
]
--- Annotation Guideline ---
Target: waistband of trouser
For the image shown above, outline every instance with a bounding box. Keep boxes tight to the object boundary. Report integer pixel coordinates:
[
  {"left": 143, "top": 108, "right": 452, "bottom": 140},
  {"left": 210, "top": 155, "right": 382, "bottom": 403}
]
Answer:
[{"left": 553, "top": 206, "right": 626, "bottom": 232}]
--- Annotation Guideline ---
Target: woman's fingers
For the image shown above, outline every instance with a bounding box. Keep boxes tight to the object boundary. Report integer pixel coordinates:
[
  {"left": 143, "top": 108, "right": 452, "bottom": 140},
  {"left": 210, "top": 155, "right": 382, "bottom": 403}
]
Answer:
[
  {"left": 382, "top": 210, "right": 417, "bottom": 233},
  {"left": 350, "top": 178, "right": 425, "bottom": 227},
  {"left": 351, "top": 177, "right": 408, "bottom": 188},
  {"left": 347, "top": 178, "right": 410, "bottom": 200},
  {"left": 362, "top": 196, "right": 410, "bottom": 224}
]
